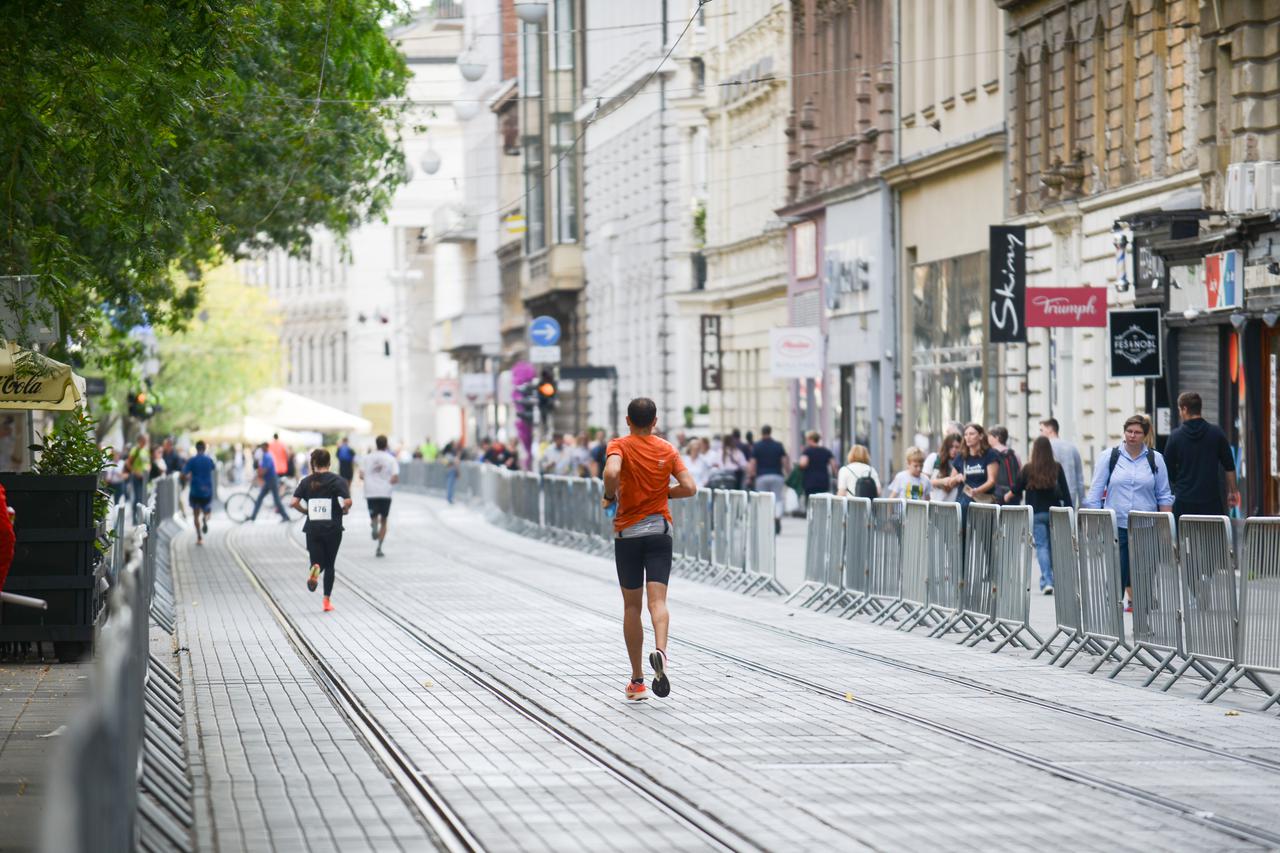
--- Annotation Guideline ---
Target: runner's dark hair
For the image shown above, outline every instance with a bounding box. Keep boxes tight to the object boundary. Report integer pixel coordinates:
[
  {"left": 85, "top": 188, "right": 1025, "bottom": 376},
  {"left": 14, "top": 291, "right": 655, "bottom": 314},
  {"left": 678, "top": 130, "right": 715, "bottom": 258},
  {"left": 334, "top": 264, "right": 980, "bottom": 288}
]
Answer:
[
  {"left": 628, "top": 397, "right": 657, "bottom": 429},
  {"left": 376, "top": 434, "right": 388, "bottom": 450},
  {"left": 1024, "top": 436, "right": 1059, "bottom": 490},
  {"left": 311, "top": 448, "right": 331, "bottom": 469}
]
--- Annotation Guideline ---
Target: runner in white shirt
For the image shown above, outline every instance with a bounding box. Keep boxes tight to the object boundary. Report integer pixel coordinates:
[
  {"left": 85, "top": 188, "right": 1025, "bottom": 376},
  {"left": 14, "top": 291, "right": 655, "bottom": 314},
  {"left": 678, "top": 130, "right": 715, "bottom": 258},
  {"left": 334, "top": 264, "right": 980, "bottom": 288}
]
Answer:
[{"left": 359, "top": 435, "right": 400, "bottom": 557}]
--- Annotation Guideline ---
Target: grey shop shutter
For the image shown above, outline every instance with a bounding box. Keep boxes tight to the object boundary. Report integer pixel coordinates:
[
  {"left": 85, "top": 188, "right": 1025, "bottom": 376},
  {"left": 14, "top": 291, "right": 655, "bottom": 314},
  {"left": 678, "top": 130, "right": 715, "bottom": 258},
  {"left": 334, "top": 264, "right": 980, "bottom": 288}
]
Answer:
[{"left": 1175, "top": 325, "right": 1223, "bottom": 426}]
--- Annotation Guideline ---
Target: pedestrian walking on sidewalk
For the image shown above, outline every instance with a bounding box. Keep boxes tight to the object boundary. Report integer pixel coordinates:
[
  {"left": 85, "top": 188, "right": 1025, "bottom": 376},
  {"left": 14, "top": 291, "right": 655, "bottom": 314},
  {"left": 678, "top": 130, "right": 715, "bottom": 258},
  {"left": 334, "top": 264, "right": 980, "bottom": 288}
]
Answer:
[
  {"left": 291, "top": 449, "right": 352, "bottom": 613},
  {"left": 1084, "top": 415, "right": 1173, "bottom": 611},
  {"left": 884, "top": 448, "right": 931, "bottom": 500},
  {"left": 926, "top": 432, "right": 963, "bottom": 502},
  {"left": 360, "top": 435, "right": 399, "bottom": 558},
  {"left": 955, "top": 423, "right": 999, "bottom": 511},
  {"left": 248, "top": 442, "right": 291, "bottom": 522},
  {"left": 988, "top": 426, "right": 1021, "bottom": 504},
  {"left": 1010, "top": 436, "right": 1071, "bottom": 594},
  {"left": 336, "top": 437, "right": 356, "bottom": 486},
  {"left": 837, "top": 445, "right": 880, "bottom": 498},
  {"left": 1039, "top": 418, "right": 1084, "bottom": 507},
  {"left": 1163, "top": 391, "right": 1240, "bottom": 519},
  {"left": 126, "top": 434, "right": 150, "bottom": 507},
  {"left": 797, "top": 431, "right": 836, "bottom": 503},
  {"left": 181, "top": 441, "right": 217, "bottom": 545},
  {"left": 748, "top": 425, "right": 788, "bottom": 534},
  {"left": 602, "top": 397, "right": 698, "bottom": 701}
]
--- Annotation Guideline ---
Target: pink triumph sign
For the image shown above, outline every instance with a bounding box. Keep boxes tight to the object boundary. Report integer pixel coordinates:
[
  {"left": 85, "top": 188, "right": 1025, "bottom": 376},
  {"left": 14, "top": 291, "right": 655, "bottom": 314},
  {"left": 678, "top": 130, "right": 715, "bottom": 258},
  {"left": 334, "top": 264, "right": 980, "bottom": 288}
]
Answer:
[{"left": 1025, "top": 287, "right": 1107, "bottom": 328}]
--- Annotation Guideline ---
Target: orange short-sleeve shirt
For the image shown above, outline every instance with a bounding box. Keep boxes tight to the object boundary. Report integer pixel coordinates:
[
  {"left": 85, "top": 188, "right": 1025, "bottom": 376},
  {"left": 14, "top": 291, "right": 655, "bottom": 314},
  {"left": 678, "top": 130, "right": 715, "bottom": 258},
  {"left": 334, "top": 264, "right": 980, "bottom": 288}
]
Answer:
[{"left": 606, "top": 435, "right": 687, "bottom": 532}]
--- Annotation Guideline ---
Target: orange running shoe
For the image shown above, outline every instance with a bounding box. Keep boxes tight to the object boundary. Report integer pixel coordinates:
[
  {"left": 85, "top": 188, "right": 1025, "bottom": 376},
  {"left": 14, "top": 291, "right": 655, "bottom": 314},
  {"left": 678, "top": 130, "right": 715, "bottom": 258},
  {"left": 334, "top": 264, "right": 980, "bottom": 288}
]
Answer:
[
  {"left": 323, "top": 597, "right": 334, "bottom": 612},
  {"left": 307, "top": 563, "right": 321, "bottom": 592},
  {"left": 625, "top": 679, "right": 648, "bottom": 701}
]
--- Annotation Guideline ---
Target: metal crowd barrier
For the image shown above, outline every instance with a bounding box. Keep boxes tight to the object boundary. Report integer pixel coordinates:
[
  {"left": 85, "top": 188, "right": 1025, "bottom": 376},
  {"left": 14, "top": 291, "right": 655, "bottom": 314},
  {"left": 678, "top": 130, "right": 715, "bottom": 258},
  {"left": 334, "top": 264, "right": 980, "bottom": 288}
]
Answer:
[
  {"left": 788, "top": 494, "right": 835, "bottom": 607},
  {"left": 399, "top": 461, "right": 786, "bottom": 597},
  {"left": 1216, "top": 519, "right": 1280, "bottom": 709},
  {"left": 1034, "top": 508, "right": 1085, "bottom": 664},
  {"left": 40, "top": 475, "right": 181, "bottom": 853},
  {"left": 1062, "top": 509, "right": 1132, "bottom": 673},
  {"left": 934, "top": 503, "right": 1000, "bottom": 642},
  {"left": 912, "top": 501, "right": 963, "bottom": 631}
]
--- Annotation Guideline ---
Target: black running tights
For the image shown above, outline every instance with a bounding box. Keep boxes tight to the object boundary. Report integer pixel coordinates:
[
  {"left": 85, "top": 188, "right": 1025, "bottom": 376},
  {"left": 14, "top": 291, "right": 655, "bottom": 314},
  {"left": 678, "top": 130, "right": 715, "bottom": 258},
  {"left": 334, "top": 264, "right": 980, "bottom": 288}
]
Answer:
[{"left": 306, "top": 529, "right": 343, "bottom": 596}]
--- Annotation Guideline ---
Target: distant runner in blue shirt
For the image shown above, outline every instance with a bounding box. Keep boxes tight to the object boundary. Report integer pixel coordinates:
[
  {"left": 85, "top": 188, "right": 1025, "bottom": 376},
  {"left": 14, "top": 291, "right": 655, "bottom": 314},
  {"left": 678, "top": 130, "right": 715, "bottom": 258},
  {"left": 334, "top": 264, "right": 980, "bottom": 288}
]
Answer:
[
  {"left": 181, "top": 441, "right": 217, "bottom": 545},
  {"left": 336, "top": 437, "right": 356, "bottom": 485}
]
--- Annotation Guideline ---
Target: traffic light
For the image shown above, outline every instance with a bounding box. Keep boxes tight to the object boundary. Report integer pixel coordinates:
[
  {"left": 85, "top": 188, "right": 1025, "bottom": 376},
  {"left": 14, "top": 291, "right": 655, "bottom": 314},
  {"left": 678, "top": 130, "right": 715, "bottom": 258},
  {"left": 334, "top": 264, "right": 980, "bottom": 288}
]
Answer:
[
  {"left": 128, "top": 384, "right": 158, "bottom": 420},
  {"left": 537, "top": 369, "right": 557, "bottom": 414},
  {"left": 515, "top": 381, "right": 538, "bottom": 427}
]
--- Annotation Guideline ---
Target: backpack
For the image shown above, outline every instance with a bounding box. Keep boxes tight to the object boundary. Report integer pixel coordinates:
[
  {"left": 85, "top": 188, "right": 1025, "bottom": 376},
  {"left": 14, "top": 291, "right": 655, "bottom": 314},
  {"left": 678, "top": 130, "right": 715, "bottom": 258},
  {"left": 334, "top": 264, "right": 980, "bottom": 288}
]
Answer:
[
  {"left": 844, "top": 465, "right": 879, "bottom": 499},
  {"left": 1103, "top": 445, "right": 1158, "bottom": 497}
]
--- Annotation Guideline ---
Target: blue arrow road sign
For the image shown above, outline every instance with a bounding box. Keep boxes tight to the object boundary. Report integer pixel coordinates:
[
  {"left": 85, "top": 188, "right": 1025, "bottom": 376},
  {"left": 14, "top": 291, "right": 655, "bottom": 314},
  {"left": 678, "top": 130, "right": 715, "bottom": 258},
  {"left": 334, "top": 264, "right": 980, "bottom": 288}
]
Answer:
[{"left": 529, "top": 315, "right": 561, "bottom": 346}]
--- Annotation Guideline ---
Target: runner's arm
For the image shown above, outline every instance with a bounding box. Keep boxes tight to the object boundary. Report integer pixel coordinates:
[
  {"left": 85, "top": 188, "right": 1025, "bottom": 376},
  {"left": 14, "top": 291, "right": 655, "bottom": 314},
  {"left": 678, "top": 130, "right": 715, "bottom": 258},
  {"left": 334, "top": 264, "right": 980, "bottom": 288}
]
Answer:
[
  {"left": 601, "top": 453, "right": 622, "bottom": 507},
  {"left": 341, "top": 498, "right": 352, "bottom": 514},
  {"left": 669, "top": 469, "right": 697, "bottom": 500}
]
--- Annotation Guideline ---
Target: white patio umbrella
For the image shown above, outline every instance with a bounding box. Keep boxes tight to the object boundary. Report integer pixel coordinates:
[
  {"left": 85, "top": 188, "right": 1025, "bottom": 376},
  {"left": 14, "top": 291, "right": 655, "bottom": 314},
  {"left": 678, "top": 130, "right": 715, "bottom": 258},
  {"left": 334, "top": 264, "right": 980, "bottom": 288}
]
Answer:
[{"left": 241, "top": 388, "right": 372, "bottom": 434}]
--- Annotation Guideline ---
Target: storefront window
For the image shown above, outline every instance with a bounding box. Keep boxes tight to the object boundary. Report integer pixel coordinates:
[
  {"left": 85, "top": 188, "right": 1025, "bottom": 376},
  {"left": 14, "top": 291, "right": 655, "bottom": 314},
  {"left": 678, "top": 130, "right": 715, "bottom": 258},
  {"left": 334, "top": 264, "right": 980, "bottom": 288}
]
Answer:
[
  {"left": 524, "top": 138, "right": 545, "bottom": 252},
  {"left": 910, "top": 251, "right": 987, "bottom": 449},
  {"left": 552, "top": 116, "right": 578, "bottom": 243}
]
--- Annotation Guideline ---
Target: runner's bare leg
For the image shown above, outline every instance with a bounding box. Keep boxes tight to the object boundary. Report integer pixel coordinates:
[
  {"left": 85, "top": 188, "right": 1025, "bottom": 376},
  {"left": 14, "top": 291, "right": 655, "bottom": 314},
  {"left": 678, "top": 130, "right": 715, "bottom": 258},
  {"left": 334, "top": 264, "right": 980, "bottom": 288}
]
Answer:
[
  {"left": 622, "top": 587, "right": 645, "bottom": 680},
  {"left": 646, "top": 582, "right": 669, "bottom": 653}
]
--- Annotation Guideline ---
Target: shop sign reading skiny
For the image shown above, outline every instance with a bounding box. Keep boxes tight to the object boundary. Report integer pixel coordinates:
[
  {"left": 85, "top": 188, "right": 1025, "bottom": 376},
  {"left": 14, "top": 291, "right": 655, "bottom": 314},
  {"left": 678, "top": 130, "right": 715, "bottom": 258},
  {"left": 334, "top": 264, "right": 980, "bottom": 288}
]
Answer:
[
  {"left": 1108, "top": 308, "right": 1162, "bottom": 378},
  {"left": 988, "top": 225, "right": 1027, "bottom": 343},
  {"left": 700, "top": 315, "right": 722, "bottom": 391},
  {"left": 1025, "top": 287, "right": 1107, "bottom": 327},
  {"left": 770, "top": 327, "right": 824, "bottom": 379}
]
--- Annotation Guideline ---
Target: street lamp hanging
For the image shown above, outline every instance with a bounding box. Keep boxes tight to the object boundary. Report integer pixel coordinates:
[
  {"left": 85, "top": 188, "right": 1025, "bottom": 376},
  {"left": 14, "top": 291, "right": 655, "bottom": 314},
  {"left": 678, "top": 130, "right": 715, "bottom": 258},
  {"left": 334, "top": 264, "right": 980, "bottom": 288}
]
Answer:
[
  {"left": 454, "top": 100, "right": 481, "bottom": 121},
  {"left": 457, "top": 51, "right": 486, "bottom": 81},
  {"left": 420, "top": 149, "right": 442, "bottom": 175},
  {"left": 514, "top": 0, "right": 549, "bottom": 24}
]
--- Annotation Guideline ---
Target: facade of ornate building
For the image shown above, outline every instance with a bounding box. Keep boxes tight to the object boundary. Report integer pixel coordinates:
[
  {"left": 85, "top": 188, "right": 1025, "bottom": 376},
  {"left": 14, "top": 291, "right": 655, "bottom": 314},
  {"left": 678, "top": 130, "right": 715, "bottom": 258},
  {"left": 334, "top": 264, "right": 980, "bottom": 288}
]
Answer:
[
  {"left": 673, "top": 0, "right": 792, "bottom": 445},
  {"left": 998, "top": 0, "right": 1202, "bottom": 463},
  {"left": 778, "top": 0, "right": 896, "bottom": 469}
]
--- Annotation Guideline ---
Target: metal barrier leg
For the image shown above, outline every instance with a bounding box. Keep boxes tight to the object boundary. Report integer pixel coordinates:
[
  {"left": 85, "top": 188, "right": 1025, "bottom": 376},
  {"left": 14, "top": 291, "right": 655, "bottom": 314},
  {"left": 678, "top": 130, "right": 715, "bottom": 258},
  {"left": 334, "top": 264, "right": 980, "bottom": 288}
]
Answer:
[
  {"left": 1032, "top": 626, "right": 1071, "bottom": 659},
  {"left": 1085, "top": 639, "right": 1124, "bottom": 675}
]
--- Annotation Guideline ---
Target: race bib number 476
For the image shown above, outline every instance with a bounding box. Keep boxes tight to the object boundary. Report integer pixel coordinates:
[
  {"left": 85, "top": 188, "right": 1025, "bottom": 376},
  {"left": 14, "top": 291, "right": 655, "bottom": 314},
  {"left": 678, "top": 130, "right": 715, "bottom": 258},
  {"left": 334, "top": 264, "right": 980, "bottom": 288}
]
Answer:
[{"left": 308, "top": 500, "right": 333, "bottom": 521}]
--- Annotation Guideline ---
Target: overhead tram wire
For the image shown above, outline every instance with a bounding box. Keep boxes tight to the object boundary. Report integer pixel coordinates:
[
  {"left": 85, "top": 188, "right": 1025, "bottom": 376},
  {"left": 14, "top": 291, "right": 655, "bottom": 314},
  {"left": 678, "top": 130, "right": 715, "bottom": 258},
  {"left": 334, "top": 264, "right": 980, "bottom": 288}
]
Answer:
[
  {"left": 393, "top": 9, "right": 738, "bottom": 41},
  {"left": 224, "top": 18, "right": 1194, "bottom": 113}
]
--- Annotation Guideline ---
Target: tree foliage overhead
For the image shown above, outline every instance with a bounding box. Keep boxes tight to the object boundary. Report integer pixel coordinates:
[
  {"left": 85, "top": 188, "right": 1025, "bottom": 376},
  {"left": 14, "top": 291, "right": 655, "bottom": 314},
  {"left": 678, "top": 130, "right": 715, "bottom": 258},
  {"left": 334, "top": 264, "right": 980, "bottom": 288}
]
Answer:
[{"left": 0, "top": 0, "right": 410, "bottom": 377}]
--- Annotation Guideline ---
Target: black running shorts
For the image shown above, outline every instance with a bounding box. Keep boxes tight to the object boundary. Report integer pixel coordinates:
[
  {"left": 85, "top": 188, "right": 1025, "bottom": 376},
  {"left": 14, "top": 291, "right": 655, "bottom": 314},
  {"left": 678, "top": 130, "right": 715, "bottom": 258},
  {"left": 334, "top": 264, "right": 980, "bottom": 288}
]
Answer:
[
  {"left": 613, "top": 532, "right": 673, "bottom": 590},
  {"left": 367, "top": 497, "right": 392, "bottom": 518}
]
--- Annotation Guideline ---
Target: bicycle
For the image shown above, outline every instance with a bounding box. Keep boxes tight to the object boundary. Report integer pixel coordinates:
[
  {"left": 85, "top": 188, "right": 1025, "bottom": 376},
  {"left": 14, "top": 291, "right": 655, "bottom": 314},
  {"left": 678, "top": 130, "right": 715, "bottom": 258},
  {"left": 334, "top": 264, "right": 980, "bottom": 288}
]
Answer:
[{"left": 223, "top": 477, "right": 299, "bottom": 523}]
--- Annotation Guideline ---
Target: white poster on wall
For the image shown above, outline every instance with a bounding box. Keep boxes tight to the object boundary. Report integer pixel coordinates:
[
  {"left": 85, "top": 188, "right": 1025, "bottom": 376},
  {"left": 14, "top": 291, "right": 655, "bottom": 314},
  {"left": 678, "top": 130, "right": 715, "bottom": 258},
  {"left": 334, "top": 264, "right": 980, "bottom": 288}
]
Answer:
[{"left": 770, "top": 327, "right": 824, "bottom": 379}]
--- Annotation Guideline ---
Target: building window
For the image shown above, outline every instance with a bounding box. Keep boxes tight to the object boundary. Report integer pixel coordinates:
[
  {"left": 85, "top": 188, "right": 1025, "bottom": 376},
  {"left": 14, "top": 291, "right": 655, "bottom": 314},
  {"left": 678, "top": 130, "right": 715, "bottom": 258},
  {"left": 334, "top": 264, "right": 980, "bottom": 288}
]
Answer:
[
  {"left": 552, "top": 116, "right": 578, "bottom": 242},
  {"left": 553, "top": 0, "right": 573, "bottom": 70},
  {"left": 520, "top": 22, "right": 542, "bottom": 97},
  {"left": 1015, "top": 52, "right": 1028, "bottom": 214},
  {"left": 1039, "top": 44, "right": 1052, "bottom": 190},
  {"left": 1064, "top": 26, "right": 1077, "bottom": 157},
  {"left": 341, "top": 331, "right": 348, "bottom": 384},
  {"left": 524, "top": 137, "right": 546, "bottom": 252},
  {"left": 1092, "top": 16, "right": 1107, "bottom": 191},
  {"left": 1121, "top": 4, "right": 1136, "bottom": 181}
]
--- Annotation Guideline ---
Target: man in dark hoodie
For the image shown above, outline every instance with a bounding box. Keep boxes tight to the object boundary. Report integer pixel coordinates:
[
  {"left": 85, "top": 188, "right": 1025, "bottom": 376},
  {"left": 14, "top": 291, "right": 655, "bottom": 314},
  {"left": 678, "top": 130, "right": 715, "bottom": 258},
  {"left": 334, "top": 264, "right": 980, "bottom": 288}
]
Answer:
[{"left": 1163, "top": 391, "right": 1240, "bottom": 518}]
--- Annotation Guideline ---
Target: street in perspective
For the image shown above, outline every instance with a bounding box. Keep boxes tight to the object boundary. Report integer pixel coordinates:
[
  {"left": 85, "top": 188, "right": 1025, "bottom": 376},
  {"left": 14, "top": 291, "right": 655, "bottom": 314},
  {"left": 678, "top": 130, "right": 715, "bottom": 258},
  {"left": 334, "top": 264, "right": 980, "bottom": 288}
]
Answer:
[{"left": 4, "top": 1, "right": 1280, "bottom": 851}]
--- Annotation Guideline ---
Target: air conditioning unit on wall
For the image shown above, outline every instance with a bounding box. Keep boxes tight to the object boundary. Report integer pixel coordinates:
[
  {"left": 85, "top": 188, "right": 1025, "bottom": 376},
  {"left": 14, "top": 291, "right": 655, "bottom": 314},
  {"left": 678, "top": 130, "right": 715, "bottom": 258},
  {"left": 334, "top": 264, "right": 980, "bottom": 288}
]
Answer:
[{"left": 1225, "top": 161, "right": 1280, "bottom": 213}]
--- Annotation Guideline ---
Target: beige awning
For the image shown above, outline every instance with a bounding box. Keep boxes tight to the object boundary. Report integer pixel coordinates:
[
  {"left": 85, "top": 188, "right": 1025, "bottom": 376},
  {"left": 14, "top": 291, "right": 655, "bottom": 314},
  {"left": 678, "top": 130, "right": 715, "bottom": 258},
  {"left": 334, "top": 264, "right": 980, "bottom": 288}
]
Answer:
[
  {"left": 198, "top": 416, "right": 316, "bottom": 446},
  {"left": 242, "top": 388, "right": 372, "bottom": 434},
  {"left": 0, "top": 341, "right": 84, "bottom": 411}
]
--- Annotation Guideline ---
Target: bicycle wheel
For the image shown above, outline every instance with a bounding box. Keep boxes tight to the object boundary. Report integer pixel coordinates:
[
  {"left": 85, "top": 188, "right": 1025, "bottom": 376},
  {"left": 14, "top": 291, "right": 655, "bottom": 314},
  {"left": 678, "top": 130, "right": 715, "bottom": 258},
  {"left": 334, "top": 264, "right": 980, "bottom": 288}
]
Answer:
[{"left": 224, "top": 492, "right": 255, "bottom": 523}]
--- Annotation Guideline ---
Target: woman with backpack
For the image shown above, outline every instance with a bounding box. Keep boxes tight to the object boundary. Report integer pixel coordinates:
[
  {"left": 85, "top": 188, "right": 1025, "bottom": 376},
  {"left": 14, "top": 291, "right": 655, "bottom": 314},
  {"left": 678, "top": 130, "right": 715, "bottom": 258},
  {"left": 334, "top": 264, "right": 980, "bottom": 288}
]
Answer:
[
  {"left": 1009, "top": 436, "right": 1071, "bottom": 594},
  {"left": 1083, "top": 414, "right": 1173, "bottom": 612},
  {"left": 837, "top": 445, "right": 880, "bottom": 499}
]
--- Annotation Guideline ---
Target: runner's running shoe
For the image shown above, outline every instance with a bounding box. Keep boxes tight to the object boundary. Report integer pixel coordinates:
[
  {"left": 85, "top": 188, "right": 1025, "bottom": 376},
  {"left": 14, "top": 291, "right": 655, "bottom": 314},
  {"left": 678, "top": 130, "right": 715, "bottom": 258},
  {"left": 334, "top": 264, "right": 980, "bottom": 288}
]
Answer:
[
  {"left": 376, "top": 544, "right": 384, "bottom": 558},
  {"left": 625, "top": 679, "right": 648, "bottom": 701},
  {"left": 649, "top": 650, "right": 670, "bottom": 698},
  {"left": 307, "top": 563, "right": 321, "bottom": 592},
  {"left": 371, "top": 520, "right": 378, "bottom": 540},
  {"left": 202, "top": 519, "right": 209, "bottom": 535},
  {"left": 323, "top": 597, "right": 335, "bottom": 612}
]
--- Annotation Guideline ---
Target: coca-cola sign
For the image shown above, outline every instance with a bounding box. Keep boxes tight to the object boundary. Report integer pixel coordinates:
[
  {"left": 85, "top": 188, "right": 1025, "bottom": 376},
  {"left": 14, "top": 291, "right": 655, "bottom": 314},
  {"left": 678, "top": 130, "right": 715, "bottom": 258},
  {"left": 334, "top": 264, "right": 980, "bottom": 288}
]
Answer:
[{"left": 1025, "top": 287, "right": 1107, "bottom": 328}]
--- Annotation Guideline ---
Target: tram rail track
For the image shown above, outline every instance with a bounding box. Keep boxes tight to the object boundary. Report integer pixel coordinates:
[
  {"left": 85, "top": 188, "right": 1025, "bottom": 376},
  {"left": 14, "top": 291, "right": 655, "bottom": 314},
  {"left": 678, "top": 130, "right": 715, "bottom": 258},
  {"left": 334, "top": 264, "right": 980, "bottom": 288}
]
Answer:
[
  {"left": 398, "top": 495, "right": 1280, "bottom": 849},
  {"left": 260, "top": 523, "right": 752, "bottom": 852}
]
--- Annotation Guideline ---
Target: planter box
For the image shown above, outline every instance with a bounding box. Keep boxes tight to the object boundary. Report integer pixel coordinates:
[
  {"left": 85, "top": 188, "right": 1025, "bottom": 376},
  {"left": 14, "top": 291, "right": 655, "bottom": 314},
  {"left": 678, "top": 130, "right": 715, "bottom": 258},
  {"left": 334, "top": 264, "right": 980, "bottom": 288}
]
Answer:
[{"left": 0, "top": 473, "right": 103, "bottom": 661}]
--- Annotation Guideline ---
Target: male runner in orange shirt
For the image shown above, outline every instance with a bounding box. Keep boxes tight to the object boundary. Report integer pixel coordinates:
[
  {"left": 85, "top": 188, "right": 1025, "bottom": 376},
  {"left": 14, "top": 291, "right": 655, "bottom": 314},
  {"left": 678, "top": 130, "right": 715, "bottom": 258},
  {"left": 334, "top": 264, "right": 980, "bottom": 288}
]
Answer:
[{"left": 602, "top": 398, "right": 698, "bottom": 700}]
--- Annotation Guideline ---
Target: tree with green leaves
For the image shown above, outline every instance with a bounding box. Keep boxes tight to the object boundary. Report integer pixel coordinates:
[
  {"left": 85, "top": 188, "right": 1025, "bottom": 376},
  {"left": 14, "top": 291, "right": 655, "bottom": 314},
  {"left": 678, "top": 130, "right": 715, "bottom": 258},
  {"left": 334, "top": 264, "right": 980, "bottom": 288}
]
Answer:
[
  {"left": 148, "top": 265, "right": 282, "bottom": 436},
  {"left": 0, "top": 0, "right": 410, "bottom": 380}
]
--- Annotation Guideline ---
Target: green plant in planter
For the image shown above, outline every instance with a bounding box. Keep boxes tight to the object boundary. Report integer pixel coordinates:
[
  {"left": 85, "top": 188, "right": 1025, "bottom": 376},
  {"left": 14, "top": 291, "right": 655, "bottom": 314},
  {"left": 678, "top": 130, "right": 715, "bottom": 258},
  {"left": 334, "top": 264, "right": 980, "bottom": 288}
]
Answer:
[
  {"left": 683, "top": 405, "right": 695, "bottom": 428},
  {"left": 30, "top": 408, "right": 114, "bottom": 545},
  {"left": 697, "top": 404, "right": 710, "bottom": 416}
]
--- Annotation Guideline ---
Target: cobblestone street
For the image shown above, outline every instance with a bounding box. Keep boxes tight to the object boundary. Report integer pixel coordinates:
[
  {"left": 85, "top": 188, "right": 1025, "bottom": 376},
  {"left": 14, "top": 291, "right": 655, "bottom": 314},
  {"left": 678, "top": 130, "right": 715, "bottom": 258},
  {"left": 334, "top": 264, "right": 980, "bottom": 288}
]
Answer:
[{"left": 171, "top": 490, "right": 1280, "bottom": 851}]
